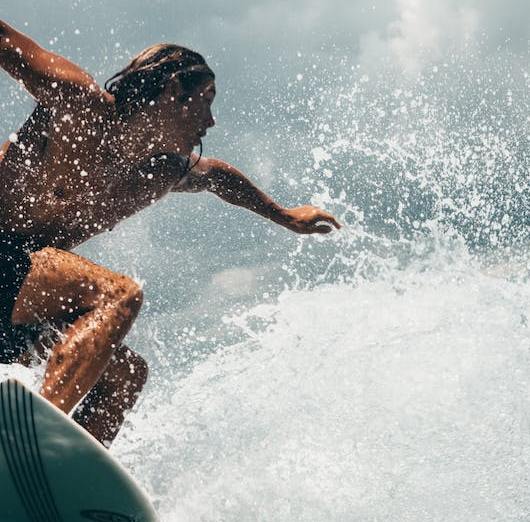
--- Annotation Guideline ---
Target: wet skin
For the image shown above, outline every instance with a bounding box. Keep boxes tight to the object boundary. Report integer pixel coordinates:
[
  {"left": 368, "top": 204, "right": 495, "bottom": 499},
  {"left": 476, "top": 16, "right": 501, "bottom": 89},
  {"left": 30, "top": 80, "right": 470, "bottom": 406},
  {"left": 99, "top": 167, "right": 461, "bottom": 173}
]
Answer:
[{"left": 0, "top": 20, "right": 341, "bottom": 445}]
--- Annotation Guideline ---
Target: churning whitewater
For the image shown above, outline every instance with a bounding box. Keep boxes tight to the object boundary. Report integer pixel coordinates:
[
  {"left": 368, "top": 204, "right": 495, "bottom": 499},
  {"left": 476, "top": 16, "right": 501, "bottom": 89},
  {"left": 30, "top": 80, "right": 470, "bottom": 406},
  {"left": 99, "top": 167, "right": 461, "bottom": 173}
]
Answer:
[
  {"left": 115, "top": 53, "right": 528, "bottom": 520},
  {"left": 127, "top": 265, "right": 529, "bottom": 520},
  {"left": 2, "top": 46, "right": 529, "bottom": 521}
]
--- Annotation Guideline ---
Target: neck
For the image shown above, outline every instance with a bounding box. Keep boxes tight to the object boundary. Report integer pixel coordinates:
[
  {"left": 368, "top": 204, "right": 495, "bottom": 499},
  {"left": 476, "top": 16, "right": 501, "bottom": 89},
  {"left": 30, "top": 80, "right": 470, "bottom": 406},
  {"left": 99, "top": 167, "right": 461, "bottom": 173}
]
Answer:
[{"left": 106, "top": 111, "right": 188, "bottom": 165}]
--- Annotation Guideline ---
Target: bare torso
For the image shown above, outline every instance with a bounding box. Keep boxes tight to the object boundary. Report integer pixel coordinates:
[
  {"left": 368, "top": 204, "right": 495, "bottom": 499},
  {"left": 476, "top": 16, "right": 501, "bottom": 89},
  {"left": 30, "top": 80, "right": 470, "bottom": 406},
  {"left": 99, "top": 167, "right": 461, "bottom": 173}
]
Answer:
[
  {"left": 0, "top": 97, "right": 185, "bottom": 250},
  {"left": 0, "top": 18, "right": 341, "bottom": 447}
]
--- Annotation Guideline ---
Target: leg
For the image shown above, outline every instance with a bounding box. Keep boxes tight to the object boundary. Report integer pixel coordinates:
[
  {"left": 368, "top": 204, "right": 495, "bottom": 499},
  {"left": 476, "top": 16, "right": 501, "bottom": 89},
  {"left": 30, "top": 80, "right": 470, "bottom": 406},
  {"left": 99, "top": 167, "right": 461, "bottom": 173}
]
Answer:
[
  {"left": 11, "top": 247, "right": 143, "bottom": 413},
  {"left": 72, "top": 344, "right": 148, "bottom": 447}
]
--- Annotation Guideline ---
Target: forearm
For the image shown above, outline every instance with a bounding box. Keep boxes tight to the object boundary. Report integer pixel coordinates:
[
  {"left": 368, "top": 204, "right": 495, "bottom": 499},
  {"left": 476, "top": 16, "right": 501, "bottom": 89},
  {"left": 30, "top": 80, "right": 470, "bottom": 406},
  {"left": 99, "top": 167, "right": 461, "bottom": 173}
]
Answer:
[
  {"left": 0, "top": 20, "right": 40, "bottom": 64},
  {"left": 208, "top": 160, "right": 287, "bottom": 225},
  {"left": 0, "top": 20, "right": 50, "bottom": 97},
  {"left": 0, "top": 20, "right": 16, "bottom": 50},
  {"left": 0, "top": 20, "right": 96, "bottom": 104}
]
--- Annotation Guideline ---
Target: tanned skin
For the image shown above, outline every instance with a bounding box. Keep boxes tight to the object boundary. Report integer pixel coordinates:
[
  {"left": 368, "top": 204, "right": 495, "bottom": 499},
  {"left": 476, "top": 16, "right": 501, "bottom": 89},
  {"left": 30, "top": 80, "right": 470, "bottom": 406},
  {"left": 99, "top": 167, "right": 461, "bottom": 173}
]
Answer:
[{"left": 0, "top": 20, "right": 341, "bottom": 446}]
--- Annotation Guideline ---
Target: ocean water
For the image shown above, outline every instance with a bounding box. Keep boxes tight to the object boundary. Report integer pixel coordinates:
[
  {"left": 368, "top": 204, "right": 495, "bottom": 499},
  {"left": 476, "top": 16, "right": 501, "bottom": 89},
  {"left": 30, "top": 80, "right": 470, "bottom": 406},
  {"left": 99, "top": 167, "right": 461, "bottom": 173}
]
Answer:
[
  {"left": 113, "top": 55, "right": 527, "bottom": 520},
  {"left": 1, "top": 50, "right": 529, "bottom": 520},
  {"left": 114, "top": 260, "right": 529, "bottom": 521}
]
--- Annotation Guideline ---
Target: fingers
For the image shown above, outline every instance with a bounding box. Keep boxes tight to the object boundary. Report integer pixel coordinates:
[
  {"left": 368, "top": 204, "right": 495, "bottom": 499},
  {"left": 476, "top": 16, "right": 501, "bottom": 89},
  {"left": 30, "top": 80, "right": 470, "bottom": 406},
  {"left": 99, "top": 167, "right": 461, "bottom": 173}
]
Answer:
[
  {"left": 314, "top": 216, "right": 341, "bottom": 231},
  {"left": 312, "top": 224, "right": 333, "bottom": 234},
  {"left": 322, "top": 213, "right": 341, "bottom": 229},
  {"left": 322, "top": 217, "right": 341, "bottom": 229},
  {"left": 310, "top": 212, "right": 342, "bottom": 230},
  {"left": 290, "top": 206, "right": 342, "bottom": 234},
  {"left": 330, "top": 217, "right": 342, "bottom": 229}
]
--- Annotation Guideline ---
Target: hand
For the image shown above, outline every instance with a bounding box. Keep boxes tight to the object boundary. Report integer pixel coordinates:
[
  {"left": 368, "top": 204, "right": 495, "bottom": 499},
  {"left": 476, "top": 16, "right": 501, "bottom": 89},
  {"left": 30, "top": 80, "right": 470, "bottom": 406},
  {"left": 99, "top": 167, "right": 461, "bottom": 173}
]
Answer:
[{"left": 280, "top": 205, "right": 342, "bottom": 234}]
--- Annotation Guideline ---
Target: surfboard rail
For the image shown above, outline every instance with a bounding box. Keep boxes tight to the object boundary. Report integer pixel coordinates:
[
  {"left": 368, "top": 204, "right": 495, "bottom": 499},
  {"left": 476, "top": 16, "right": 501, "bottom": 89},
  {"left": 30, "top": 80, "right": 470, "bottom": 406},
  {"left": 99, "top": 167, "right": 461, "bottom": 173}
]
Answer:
[{"left": 0, "top": 378, "right": 158, "bottom": 522}]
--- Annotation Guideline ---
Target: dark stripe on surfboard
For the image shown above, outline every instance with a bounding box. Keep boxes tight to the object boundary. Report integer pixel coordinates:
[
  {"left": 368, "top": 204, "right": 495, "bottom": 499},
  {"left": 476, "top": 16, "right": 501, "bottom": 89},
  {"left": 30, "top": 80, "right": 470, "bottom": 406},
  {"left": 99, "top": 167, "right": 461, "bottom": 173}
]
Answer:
[
  {"left": 19, "top": 380, "right": 63, "bottom": 521},
  {"left": 28, "top": 387, "right": 63, "bottom": 521},
  {"left": 0, "top": 380, "right": 41, "bottom": 522},
  {"left": 7, "top": 380, "right": 51, "bottom": 521},
  {"left": 16, "top": 381, "right": 58, "bottom": 521}
]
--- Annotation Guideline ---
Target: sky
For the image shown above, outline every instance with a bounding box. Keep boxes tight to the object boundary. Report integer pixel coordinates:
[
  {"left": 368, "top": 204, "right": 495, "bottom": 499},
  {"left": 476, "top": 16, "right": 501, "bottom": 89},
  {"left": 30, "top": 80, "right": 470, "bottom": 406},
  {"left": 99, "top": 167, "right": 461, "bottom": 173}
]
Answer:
[
  {"left": 2, "top": 0, "right": 527, "bottom": 144},
  {"left": 1, "top": 0, "right": 528, "bottom": 357},
  {"left": 2, "top": 1, "right": 528, "bottom": 95}
]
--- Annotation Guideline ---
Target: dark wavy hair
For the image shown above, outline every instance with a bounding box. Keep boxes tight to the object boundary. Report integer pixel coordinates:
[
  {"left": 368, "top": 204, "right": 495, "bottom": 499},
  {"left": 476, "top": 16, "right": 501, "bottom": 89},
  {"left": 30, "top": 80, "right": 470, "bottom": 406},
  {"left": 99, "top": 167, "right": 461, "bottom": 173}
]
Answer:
[{"left": 105, "top": 44, "right": 215, "bottom": 118}]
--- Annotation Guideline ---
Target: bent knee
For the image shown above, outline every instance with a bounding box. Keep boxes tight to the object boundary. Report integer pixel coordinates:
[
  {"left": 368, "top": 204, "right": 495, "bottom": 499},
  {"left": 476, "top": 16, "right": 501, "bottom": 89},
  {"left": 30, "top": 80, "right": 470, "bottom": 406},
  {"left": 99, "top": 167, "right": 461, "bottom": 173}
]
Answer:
[
  {"left": 126, "top": 280, "right": 143, "bottom": 316},
  {"left": 109, "top": 276, "right": 143, "bottom": 314},
  {"left": 30, "top": 246, "right": 61, "bottom": 263},
  {"left": 14, "top": 248, "right": 144, "bottom": 324}
]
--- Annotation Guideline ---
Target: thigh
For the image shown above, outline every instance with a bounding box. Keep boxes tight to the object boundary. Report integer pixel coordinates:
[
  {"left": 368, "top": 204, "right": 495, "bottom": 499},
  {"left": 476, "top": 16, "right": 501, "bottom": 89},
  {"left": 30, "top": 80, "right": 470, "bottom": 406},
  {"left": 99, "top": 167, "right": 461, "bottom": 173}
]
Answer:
[{"left": 12, "top": 247, "right": 133, "bottom": 325}]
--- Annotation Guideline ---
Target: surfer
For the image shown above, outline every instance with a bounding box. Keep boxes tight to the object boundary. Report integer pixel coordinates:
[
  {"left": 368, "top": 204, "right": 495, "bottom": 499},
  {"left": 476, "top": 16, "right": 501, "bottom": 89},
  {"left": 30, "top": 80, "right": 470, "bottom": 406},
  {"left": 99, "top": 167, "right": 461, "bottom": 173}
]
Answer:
[{"left": 0, "top": 20, "right": 341, "bottom": 446}]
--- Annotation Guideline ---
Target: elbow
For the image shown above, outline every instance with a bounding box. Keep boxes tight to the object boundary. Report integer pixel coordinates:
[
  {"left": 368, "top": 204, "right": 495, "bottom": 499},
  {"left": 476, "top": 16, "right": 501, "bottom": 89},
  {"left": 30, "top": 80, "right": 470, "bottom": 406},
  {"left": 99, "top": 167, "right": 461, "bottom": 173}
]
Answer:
[{"left": 204, "top": 159, "right": 227, "bottom": 193}]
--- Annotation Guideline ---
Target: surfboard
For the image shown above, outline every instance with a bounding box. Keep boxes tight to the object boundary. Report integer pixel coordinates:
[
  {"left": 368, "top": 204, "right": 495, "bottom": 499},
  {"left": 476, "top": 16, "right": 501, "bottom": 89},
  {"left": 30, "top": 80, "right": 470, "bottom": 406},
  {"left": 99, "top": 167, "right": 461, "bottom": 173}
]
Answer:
[{"left": 0, "top": 378, "right": 158, "bottom": 522}]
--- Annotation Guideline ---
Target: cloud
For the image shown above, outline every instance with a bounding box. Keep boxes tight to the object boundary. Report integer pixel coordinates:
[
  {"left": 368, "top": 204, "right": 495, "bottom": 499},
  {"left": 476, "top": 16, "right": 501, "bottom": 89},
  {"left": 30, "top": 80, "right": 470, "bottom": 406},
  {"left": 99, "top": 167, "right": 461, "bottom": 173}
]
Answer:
[
  {"left": 211, "top": 267, "right": 260, "bottom": 297},
  {"left": 360, "top": 0, "right": 480, "bottom": 75},
  {"left": 358, "top": 0, "right": 528, "bottom": 76},
  {"left": 388, "top": 0, "right": 478, "bottom": 73}
]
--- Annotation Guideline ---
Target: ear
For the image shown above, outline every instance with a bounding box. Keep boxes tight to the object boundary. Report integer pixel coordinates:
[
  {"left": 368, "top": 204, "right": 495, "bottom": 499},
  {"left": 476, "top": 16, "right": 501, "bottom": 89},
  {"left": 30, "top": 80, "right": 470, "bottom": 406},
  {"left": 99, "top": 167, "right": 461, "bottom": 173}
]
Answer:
[
  {"left": 167, "top": 80, "right": 188, "bottom": 105},
  {"left": 156, "top": 80, "right": 180, "bottom": 109}
]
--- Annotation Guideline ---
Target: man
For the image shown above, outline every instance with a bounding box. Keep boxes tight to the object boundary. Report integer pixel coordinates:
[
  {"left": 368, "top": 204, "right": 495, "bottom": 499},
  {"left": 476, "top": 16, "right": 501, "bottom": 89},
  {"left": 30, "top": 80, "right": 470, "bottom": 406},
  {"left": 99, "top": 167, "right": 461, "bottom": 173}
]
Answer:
[{"left": 0, "top": 20, "right": 341, "bottom": 446}]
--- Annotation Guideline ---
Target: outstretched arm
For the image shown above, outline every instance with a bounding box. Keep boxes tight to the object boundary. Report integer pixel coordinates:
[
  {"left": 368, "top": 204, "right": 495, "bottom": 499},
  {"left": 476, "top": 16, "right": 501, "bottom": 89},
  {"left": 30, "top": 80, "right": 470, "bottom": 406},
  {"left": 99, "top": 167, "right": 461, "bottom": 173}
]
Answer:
[
  {"left": 174, "top": 155, "right": 341, "bottom": 234},
  {"left": 0, "top": 19, "right": 103, "bottom": 107}
]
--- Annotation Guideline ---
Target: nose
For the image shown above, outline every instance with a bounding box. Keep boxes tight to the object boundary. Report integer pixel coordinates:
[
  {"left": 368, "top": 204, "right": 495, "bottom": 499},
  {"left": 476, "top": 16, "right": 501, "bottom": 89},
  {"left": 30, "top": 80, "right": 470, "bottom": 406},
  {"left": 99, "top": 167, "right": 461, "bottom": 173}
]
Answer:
[{"left": 205, "top": 108, "right": 215, "bottom": 129}]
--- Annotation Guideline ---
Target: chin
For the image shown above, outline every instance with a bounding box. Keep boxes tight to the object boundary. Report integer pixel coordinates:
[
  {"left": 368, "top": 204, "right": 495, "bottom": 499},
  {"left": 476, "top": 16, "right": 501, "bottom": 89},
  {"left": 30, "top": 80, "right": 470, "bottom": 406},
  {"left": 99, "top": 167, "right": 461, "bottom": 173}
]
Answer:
[{"left": 173, "top": 141, "right": 193, "bottom": 156}]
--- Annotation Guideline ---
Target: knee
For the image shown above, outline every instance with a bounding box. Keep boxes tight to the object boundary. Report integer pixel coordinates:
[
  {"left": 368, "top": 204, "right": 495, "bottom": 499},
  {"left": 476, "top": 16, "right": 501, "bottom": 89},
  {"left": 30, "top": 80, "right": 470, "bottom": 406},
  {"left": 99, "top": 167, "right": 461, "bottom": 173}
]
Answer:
[
  {"left": 127, "top": 280, "right": 144, "bottom": 316},
  {"left": 113, "top": 277, "right": 143, "bottom": 316}
]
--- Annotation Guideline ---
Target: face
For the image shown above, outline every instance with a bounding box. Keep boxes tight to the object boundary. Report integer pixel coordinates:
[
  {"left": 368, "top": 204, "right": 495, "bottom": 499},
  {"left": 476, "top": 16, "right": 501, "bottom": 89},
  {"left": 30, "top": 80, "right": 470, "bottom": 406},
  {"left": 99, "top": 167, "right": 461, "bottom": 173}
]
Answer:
[
  {"left": 116, "top": 76, "right": 216, "bottom": 159},
  {"left": 183, "top": 80, "right": 216, "bottom": 147},
  {"left": 160, "top": 79, "right": 216, "bottom": 154}
]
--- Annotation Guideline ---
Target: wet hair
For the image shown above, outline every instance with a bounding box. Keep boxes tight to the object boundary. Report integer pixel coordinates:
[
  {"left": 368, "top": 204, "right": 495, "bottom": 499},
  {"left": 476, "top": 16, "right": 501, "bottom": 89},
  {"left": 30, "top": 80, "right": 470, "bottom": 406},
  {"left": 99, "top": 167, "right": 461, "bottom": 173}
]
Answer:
[{"left": 105, "top": 43, "right": 215, "bottom": 118}]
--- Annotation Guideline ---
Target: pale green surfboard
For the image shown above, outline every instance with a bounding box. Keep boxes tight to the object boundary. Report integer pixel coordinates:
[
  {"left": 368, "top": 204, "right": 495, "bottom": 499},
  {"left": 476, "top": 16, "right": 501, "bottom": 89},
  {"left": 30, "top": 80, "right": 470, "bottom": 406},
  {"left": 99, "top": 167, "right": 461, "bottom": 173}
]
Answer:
[{"left": 0, "top": 378, "right": 158, "bottom": 522}]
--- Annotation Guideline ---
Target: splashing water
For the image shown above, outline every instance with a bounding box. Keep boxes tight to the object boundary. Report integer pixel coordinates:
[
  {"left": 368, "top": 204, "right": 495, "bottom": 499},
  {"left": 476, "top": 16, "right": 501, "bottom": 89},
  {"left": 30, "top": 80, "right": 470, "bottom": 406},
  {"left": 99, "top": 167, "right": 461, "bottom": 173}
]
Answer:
[
  {"left": 137, "top": 276, "right": 530, "bottom": 520},
  {"left": 108, "top": 52, "right": 529, "bottom": 520},
  {"left": 2, "top": 46, "right": 529, "bottom": 520}
]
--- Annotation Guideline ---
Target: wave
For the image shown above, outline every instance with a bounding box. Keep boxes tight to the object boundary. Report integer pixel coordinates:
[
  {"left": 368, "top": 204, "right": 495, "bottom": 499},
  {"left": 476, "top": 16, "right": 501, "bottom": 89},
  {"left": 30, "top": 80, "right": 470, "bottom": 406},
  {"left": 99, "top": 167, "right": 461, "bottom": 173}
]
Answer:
[{"left": 116, "top": 258, "right": 530, "bottom": 520}]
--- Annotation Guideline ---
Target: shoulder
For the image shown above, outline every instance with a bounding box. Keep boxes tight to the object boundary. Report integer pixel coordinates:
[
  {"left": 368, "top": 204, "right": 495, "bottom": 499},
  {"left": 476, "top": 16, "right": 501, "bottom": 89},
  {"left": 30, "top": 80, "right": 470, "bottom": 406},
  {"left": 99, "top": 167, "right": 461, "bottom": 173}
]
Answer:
[
  {"left": 172, "top": 154, "right": 216, "bottom": 193},
  {"left": 134, "top": 151, "right": 189, "bottom": 186},
  {"left": 147, "top": 152, "right": 188, "bottom": 172}
]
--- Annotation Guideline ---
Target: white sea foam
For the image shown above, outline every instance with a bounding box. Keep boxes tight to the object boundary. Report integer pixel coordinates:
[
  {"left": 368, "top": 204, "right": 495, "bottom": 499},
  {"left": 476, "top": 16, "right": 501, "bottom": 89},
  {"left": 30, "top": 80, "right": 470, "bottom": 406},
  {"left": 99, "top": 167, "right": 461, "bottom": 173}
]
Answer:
[{"left": 115, "top": 258, "right": 530, "bottom": 521}]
